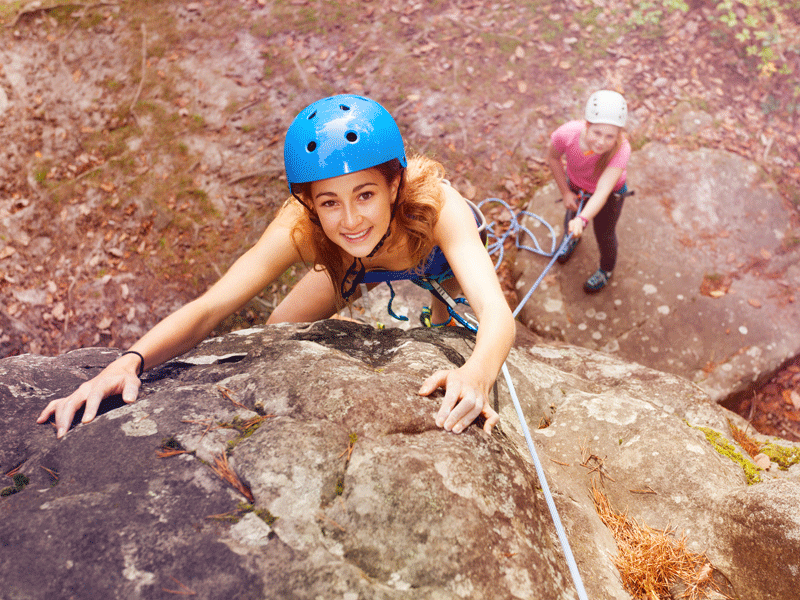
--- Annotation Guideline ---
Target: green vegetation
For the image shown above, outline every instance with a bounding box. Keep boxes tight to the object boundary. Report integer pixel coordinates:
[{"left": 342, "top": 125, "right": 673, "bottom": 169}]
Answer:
[
  {"left": 33, "top": 165, "right": 49, "bottom": 184},
  {"left": 688, "top": 423, "right": 762, "bottom": 484},
  {"left": 760, "top": 443, "right": 800, "bottom": 470},
  {"left": 627, "top": 0, "right": 800, "bottom": 76},
  {"left": 537, "top": 19, "right": 564, "bottom": 44},
  {"left": 221, "top": 415, "right": 272, "bottom": 452},
  {"left": 628, "top": 0, "right": 689, "bottom": 28},
  {"left": 210, "top": 502, "right": 277, "bottom": 526},
  {"left": 1, "top": 473, "right": 30, "bottom": 497},
  {"left": 0, "top": 2, "right": 24, "bottom": 21},
  {"left": 160, "top": 436, "right": 184, "bottom": 451}
]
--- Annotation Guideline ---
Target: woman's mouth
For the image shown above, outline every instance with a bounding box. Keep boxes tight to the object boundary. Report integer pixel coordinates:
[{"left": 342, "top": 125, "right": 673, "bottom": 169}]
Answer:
[{"left": 342, "top": 227, "right": 372, "bottom": 243}]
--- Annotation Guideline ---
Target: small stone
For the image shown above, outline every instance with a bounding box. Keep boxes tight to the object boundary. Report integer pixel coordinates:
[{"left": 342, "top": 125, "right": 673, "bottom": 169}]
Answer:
[{"left": 753, "top": 453, "right": 771, "bottom": 470}]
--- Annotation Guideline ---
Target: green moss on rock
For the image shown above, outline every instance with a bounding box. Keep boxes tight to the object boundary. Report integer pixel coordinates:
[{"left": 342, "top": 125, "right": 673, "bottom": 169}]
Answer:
[
  {"left": 688, "top": 423, "right": 762, "bottom": 485},
  {"left": 761, "top": 443, "right": 800, "bottom": 470}
]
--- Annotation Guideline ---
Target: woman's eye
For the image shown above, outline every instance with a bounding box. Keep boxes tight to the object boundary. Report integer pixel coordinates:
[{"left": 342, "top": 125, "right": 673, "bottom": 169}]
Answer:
[{"left": 359, "top": 191, "right": 374, "bottom": 201}]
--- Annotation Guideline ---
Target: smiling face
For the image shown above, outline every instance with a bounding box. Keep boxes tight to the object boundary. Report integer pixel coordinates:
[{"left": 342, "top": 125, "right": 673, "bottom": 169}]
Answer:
[
  {"left": 584, "top": 122, "right": 621, "bottom": 155},
  {"left": 310, "top": 167, "right": 400, "bottom": 258}
]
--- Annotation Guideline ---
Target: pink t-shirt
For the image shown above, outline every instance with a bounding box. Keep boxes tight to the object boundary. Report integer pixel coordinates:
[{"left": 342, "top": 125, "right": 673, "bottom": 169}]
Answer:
[{"left": 550, "top": 120, "right": 630, "bottom": 192}]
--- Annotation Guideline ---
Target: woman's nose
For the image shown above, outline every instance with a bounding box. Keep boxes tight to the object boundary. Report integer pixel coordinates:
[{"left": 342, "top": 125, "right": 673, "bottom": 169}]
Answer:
[{"left": 343, "top": 205, "right": 361, "bottom": 228}]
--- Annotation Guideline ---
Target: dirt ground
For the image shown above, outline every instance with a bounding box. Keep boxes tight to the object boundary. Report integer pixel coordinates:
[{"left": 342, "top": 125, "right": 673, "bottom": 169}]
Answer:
[{"left": 1, "top": 0, "right": 799, "bottom": 438}]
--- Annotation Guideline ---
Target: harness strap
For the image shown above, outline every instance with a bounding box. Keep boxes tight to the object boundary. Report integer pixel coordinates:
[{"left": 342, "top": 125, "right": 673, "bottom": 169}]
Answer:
[
  {"left": 569, "top": 180, "right": 634, "bottom": 201},
  {"left": 385, "top": 281, "right": 407, "bottom": 322}
]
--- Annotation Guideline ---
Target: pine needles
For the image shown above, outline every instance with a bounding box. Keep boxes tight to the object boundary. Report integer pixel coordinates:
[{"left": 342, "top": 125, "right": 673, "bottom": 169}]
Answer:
[
  {"left": 210, "top": 453, "right": 254, "bottom": 503},
  {"left": 592, "top": 483, "right": 719, "bottom": 600}
]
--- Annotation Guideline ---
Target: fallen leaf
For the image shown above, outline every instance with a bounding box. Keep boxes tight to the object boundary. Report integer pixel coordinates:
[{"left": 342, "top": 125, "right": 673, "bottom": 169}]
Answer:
[
  {"left": 97, "top": 317, "right": 113, "bottom": 330},
  {"left": 709, "top": 290, "right": 725, "bottom": 298},
  {"left": 760, "top": 248, "right": 772, "bottom": 259},
  {"left": 748, "top": 298, "right": 762, "bottom": 308}
]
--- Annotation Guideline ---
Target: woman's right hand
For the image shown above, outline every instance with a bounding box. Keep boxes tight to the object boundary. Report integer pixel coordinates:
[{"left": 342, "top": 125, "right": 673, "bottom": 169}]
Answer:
[
  {"left": 36, "top": 355, "right": 142, "bottom": 438},
  {"left": 563, "top": 191, "right": 579, "bottom": 212}
]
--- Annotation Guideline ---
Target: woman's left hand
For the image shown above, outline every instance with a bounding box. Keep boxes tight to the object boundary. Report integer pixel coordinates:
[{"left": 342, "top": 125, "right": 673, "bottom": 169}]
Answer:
[{"left": 418, "top": 368, "right": 499, "bottom": 434}]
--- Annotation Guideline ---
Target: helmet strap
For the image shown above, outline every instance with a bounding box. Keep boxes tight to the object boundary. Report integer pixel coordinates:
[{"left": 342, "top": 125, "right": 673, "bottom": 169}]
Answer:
[{"left": 292, "top": 192, "right": 321, "bottom": 225}]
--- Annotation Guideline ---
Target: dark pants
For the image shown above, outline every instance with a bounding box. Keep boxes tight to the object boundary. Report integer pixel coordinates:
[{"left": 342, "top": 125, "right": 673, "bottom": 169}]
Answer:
[{"left": 564, "top": 185, "right": 627, "bottom": 273}]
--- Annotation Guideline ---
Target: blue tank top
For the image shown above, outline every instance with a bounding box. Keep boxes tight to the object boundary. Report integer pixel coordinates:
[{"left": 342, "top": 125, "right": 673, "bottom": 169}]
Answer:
[
  {"left": 360, "top": 245, "right": 453, "bottom": 286},
  {"left": 359, "top": 197, "right": 485, "bottom": 288}
]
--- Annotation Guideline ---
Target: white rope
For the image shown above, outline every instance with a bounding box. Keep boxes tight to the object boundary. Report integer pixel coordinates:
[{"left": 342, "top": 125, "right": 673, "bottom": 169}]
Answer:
[
  {"left": 479, "top": 197, "right": 589, "bottom": 598},
  {"left": 402, "top": 196, "right": 591, "bottom": 596},
  {"left": 501, "top": 362, "right": 589, "bottom": 600}
]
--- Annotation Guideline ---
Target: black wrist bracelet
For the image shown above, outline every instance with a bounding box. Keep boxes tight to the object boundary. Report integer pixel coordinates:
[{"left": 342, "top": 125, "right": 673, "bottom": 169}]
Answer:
[{"left": 120, "top": 350, "right": 145, "bottom": 377}]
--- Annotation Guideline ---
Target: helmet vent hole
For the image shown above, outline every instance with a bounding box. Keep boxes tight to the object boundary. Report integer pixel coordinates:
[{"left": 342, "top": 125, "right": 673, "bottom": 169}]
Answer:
[
  {"left": 340, "top": 104, "right": 350, "bottom": 111},
  {"left": 307, "top": 110, "right": 317, "bottom": 120},
  {"left": 307, "top": 141, "right": 317, "bottom": 152},
  {"left": 345, "top": 131, "right": 358, "bottom": 143}
]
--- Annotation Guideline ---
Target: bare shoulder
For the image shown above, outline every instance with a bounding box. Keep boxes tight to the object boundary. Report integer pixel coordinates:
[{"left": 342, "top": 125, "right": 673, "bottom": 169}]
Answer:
[
  {"left": 438, "top": 181, "right": 473, "bottom": 219},
  {"left": 272, "top": 197, "right": 306, "bottom": 226},
  {"left": 434, "top": 181, "right": 482, "bottom": 247},
  {"left": 252, "top": 198, "right": 313, "bottom": 262}
]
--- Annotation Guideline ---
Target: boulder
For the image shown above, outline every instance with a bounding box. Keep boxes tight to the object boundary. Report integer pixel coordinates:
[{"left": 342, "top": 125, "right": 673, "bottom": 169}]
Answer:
[
  {"left": 515, "top": 142, "right": 800, "bottom": 402},
  {"left": 2, "top": 321, "right": 799, "bottom": 599}
]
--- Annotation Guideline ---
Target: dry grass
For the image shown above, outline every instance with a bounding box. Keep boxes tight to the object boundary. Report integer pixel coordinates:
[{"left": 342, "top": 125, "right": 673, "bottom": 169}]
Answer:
[{"left": 592, "top": 483, "right": 719, "bottom": 600}]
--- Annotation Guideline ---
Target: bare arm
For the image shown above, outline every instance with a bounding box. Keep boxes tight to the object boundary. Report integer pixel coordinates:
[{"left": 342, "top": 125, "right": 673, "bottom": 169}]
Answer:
[
  {"left": 567, "top": 166, "right": 622, "bottom": 238},
  {"left": 418, "top": 184, "right": 515, "bottom": 433},
  {"left": 38, "top": 201, "right": 309, "bottom": 437},
  {"left": 546, "top": 142, "right": 578, "bottom": 211}
]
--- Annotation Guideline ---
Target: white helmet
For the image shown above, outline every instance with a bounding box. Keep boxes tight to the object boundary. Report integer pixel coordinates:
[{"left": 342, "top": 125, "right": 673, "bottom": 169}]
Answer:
[{"left": 585, "top": 90, "right": 627, "bottom": 128}]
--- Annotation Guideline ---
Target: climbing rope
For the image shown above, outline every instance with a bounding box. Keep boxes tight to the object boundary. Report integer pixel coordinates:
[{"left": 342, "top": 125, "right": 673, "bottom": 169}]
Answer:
[
  {"left": 433, "top": 196, "right": 591, "bottom": 600},
  {"left": 422, "top": 190, "right": 634, "bottom": 598},
  {"left": 477, "top": 197, "right": 562, "bottom": 269},
  {"left": 502, "top": 362, "right": 590, "bottom": 600}
]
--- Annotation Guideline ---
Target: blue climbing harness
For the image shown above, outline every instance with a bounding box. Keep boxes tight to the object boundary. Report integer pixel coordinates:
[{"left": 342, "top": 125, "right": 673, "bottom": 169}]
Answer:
[{"left": 358, "top": 198, "right": 486, "bottom": 325}]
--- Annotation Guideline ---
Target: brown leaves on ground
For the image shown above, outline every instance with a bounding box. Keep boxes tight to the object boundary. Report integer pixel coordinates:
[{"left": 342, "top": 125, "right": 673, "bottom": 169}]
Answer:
[
  {"left": 725, "top": 360, "right": 800, "bottom": 442},
  {"left": 592, "top": 484, "right": 720, "bottom": 600},
  {"left": 699, "top": 273, "right": 731, "bottom": 298}
]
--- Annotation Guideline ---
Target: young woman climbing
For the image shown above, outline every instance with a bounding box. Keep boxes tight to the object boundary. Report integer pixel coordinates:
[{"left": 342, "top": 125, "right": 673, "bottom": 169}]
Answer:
[
  {"left": 546, "top": 90, "right": 631, "bottom": 293},
  {"left": 37, "top": 94, "right": 515, "bottom": 438}
]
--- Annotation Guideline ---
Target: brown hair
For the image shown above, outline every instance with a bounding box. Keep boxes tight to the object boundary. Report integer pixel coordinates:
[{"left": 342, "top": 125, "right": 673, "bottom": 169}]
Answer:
[{"left": 289, "top": 155, "right": 445, "bottom": 306}]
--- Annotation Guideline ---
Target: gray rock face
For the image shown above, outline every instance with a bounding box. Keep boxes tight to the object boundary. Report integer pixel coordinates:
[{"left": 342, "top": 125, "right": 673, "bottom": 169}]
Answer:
[
  {"left": 1, "top": 323, "right": 569, "bottom": 600},
  {"left": 515, "top": 141, "right": 800, "bottom": 403},
  {"left": 2, "top": 321, "right": 800, "bottom": 600}
]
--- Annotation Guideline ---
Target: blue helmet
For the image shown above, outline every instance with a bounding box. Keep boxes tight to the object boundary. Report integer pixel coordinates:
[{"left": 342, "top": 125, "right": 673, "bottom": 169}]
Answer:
[{"left": 284, "top": 95, "right": 407, "bottom": 190}]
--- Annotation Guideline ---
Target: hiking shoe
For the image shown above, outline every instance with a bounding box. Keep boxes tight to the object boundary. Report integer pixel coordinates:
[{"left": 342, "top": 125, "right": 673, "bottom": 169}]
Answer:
[
  {"left": 556, "top": 235, "right": 580, "bottom": 264},
  {"left": 584, "top": 269, "right": 612, "bottom": 293},
  {"left": 420, "top": 306, "right": 457, "bottom": 328}
]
